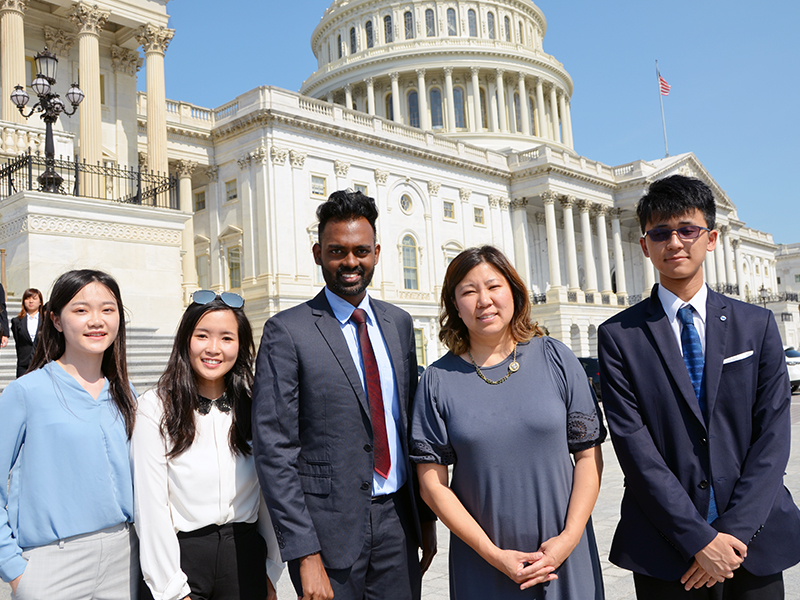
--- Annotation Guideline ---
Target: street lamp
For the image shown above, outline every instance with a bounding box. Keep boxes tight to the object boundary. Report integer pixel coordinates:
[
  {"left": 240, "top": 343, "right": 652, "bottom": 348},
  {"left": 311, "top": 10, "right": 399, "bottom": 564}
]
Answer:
[
  {"left": 759, "top": 285, "right": 769, "bottom": 309},
  {"left": 9, "top": 48, "right": 84, "bottom": 193}
]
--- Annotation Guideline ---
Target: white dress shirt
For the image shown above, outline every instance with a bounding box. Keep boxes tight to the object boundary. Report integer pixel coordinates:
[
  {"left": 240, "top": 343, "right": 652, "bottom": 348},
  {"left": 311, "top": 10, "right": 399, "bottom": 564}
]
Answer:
[
  {"left": 131, "top": 389, "right": 282, "bottom": 600},
  {"left": 26, "top": 313, "right": 38, "bottom": 340},
  {"left": 658, "top": 283, "right": 708, "bottom": 358},
  {"left": 324, "top": 288, "right": 407, "bottom": 496}
]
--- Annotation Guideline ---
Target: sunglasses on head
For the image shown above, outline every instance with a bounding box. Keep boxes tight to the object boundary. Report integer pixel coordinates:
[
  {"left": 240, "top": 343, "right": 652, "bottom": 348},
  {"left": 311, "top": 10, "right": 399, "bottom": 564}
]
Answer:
[
  {"left": 642, "top": 225, "right": 711, "bottom": 243},
  {"left": 191, "top": 290, "right": 245, "bottom": 309}
]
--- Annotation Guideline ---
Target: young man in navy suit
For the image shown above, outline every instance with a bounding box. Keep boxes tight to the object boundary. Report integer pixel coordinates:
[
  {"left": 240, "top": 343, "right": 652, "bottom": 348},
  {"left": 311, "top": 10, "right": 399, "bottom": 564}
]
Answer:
[{"left": 599, "top": 175, "right": 800, "bottom": 599}]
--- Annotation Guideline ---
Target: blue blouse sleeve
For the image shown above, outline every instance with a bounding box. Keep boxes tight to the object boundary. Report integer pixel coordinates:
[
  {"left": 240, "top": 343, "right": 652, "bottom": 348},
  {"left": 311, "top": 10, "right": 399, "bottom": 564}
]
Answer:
[
  {"left": 0, "top": 381, "right": 28, "bottom": 582},
  {"left": 543, "top": 336, "right": 607, "bottom": 453},
  {"left": 410, "top": 365, "right": 457, "bottom": 465}
]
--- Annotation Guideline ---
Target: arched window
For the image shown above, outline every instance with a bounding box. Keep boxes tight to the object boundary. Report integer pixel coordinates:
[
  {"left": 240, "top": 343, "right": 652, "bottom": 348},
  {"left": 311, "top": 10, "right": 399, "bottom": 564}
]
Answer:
[
  {"left": 529, "top": 96, "right": 536, "bottom": 135},
  {"left": 519, "top": 21, "right": 524, "bottom": 45},
  {"left": 447, "top": 8, "right": 457, "bottom": 36},
  {"left": 404, "top": 11, "right": 414, "bottom": 39},
  {"left": 337, "top": 34, "right": 343, "bottom": 59},
  {"left": 402, "top": 235, "right": 419, "bottom": 290},
  {"left": 479, "top": 88, "right": 488, "bottom": 129},
  {"left": 425, "top": 9, "right": 436, "bottom": 37},
  {"left": 385, "top": 93, "right": 394, "bottom": 121},
  {"left": 453, "top": 87, "right": 466, "bottom": 128},
  {"left": 468, "top": 9, "right": 477, "bottom": 37},
  {"left": 384, "top": 15, "right": 393, "bottom": 43},
  {"left": 430, "top": 88, "right": 443, "bottom": 129},
  {"left": 504, "top": 16, "right": 511, "bottom": 42},
  {"left": 365, "top": 20, "right": 374, "bottom": 48},
  {"left": 487, "top": 12, "right": 496, "bottom": 39},
  {"left": 350, "top": 27, "right": 357, "bottom": 54},
  {"left": 514, "top": 92, "right": 522, "bottom": 133},
  {"left": 408, "top": 90, "right": 420, "bottom": 128}
]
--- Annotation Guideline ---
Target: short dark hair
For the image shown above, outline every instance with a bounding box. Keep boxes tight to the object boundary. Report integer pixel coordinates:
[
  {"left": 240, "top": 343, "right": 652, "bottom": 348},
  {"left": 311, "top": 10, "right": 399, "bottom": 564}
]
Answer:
[
  {"left": 30, "top": 269, "right": 135, "bottom": 437},
  {"left": 439, "top": 245, "right": 543, "bottom": 355},
  {"left": 317, "top": 190, "right": 379, "bottom": 241},
  {"left": 158, "top": 298, "right": 255, "bottom": 459},
  {"left": 636, "top": 174, "right": 716, "bottom": 233}
]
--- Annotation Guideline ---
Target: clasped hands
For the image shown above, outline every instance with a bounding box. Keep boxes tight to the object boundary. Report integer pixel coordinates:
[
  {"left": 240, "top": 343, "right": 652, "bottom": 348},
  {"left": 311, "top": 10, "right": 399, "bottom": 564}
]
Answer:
[
  {"left": 681, "top": 532, "right": 747, "bottom": 591},
  {"left": 493, "top": 534, "right": 576, "bottom": 591}
]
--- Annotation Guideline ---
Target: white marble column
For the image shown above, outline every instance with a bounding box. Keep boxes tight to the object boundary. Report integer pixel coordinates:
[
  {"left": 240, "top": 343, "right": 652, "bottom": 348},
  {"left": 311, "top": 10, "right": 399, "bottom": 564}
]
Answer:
[
  {"left": 471, "top": 67, "right": 482, "bottom": 131},
  {"left": 176, "top": 160, "right": 198, "bottom": 304},
  {"left": 560, "top": 196, "right": 580, "bottom": 292},
  {"left": 517, "top": 73, "right": 531, "bottom": 136},
  {"left": 578, "top": 200, "right": 598, "bottom": 295},
  {"left": 495, "top": 68, "right": 507, "bottom": 132},
  {"left": 549, "top": 84, "right": 561, "bottom": 144},
  {"left": 542, "top": 191, "right": 562, "bottom": 288},
  {"left": 390, "top": 72, "right": 401, "bottom": 123},
  {"left": 534, "top": 77, "right": 547, "bottom": 140},
  {"left": 443, "top": 66, "right": 456, "bottom": 131},
  {"left": 326, "top": 91, "right": 334, "bottom": 104},
  {"left": 643, "top": 255, "right": 656, "bottom": 293},
  {"left": 558, "top": 92, "right": 569, "bottom": 147},
  {"left": 721, "top": 225, "right": 737, "bottom": 286},
  {"left": 611, "top": 209, "right": 628, "bottom": 296},
  {"left": 714, "top": 238, "right": 726, "bottom": 285},
  {"left": 565, "top": 99, "right": 574, "bottom": 147},
  {"left": 705, "top": 242, "right": 718, "bottom": 286},
  {"left": 487, "top": 74, "right": 499, "bottom": 132},
  {"left": 596, "top": 206, "right": 613, "bottom": 294},
  {"left": 509, "top": 197, "right": 531, "bottom": 287},
  {"left": 416, "top": 68, "right": 428, "bottom": 130},
  {"left": 69, "top": 2, "right": 108, "bottom": 170},
  {"left": 0, "top": 0, "right": 27, "bottom": 124},
  {"left": 137, "top": 23, "right": 174, "bottom": 177},
  {"left": 366, "top": 77, "right": 375, "bottom": 115},
  {"left": 344, "top": 83, "right": 353, "bottom": 109}
]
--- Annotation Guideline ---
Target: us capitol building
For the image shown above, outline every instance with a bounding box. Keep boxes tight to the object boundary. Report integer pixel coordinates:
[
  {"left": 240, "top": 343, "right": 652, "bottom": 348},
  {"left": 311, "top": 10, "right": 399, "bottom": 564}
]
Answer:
[{"left": 0, "top": 0, "right": 797, "bottom": 362}]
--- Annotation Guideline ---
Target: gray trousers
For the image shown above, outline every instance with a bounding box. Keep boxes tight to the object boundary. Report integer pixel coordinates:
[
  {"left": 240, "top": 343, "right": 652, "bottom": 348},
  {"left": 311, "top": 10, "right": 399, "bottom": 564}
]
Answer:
[{"left": 13, "top": 522, "right": 139, "bottom": 600}]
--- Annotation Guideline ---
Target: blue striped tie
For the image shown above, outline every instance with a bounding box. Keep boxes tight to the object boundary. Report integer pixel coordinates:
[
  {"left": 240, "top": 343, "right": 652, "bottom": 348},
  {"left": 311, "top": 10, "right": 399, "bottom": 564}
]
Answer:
[{"left": 677, "top": 305, "right": 717, "bottom": 522}]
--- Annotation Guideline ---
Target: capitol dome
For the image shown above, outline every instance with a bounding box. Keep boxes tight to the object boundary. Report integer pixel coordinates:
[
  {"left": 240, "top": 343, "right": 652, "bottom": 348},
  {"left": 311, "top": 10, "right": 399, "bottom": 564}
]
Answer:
[{"left": 300, "top": 0, "right": 575, "bottom": 152}]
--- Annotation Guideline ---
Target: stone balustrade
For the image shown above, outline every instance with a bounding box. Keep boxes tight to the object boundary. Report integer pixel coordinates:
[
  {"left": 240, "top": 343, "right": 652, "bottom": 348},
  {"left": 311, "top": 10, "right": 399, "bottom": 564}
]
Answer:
[{"left": 0, "top": 120, "right": 74, "bottom": 159}]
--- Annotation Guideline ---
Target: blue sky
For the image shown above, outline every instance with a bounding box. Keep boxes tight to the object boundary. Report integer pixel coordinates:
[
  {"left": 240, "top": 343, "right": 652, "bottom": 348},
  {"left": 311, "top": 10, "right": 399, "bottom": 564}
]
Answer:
[{"left": 157, "top": 1, "right": 800, "bottom": 244}]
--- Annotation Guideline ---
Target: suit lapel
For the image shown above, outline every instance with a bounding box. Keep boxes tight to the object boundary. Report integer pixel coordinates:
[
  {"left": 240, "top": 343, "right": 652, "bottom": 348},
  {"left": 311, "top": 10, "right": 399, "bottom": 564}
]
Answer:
[
  {"left": 644, "top": 286, "right": 707, "bottom": 428},
  {"left": 310, "top": 291, "right": 371, "bottom": 419},
  {"left": 371, "top": 300, "right": 407, "bottom": 436},
  {"left": 703, "top": 289, "right": 728, "bottom": 419}
]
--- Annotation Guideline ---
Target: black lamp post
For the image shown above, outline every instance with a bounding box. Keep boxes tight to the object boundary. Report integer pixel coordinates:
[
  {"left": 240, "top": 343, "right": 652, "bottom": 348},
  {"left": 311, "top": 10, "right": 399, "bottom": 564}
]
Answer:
[
  {"left": 759, "top": 285, "right": 768, "bottom": 309},
  {"left": 9, "top": 48, "right": 84, "bottom": 193}
]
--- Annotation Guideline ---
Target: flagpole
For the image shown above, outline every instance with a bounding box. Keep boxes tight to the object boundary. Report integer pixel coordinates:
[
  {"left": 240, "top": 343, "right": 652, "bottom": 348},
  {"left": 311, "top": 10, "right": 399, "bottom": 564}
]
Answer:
[{"left": 656, "top": 60, "right": 669, "bottom": 157}]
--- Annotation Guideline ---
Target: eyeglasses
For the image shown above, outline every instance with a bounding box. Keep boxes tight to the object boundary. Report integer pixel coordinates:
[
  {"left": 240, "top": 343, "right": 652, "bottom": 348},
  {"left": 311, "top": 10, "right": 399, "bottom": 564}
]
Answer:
[
  {"left": 642, "top": 225, "right": 711, "bottom": 243},
  {"left": 191, "top": 290, "right": 244, "bottom": 309}
]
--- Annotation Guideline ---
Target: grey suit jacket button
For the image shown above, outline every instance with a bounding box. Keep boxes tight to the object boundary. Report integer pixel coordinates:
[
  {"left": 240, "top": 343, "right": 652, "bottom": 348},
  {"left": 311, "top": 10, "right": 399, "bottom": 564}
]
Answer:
[
  {"left": 361, "top": 481, "right": 371, "bottom": 491},
  {"left": 699, "top": 480, "right": 709, "bottom": 490},
  {"left": 699, "top": 437, "right": 708, "bottom": 446},
  {"left": 363, "top": 444, "right": 372, "bottom": 452}
]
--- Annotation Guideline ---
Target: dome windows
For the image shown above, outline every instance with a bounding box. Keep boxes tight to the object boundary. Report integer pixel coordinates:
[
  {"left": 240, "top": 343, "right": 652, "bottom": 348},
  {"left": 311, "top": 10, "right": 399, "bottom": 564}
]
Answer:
[
  {"left": 384, "top": 15, "right": 394, "bottom": 43},
  {"left": 447, "top": 8, "right": 457, "bottom": 36},
  {"left": 487, "top": 12, "right": 496, "bottom": 40},
  {"left": 504, "top": 16, "right": 511, "bottom": 42},
  {"left": 425, "top": 9, "right": 436, "bottom": 37},
  {"left": 350, "top": 27, "right": 357, "bottom": 54},
  {"left": 366, "top": 20, "right": 374, "bottom": 48},
  {"left": 454, "top": 87, "right": 466, "bottom": 129},
  {"left": 404, "top": 11, "right": 414, "bottom": 39},
  {"left": 430, "top": 88, "right": 443, "bottom": 129},
  {"left": 468, "top": 10, "right": 478, "bottom": 37},
  {"left": 408, "top": 90, "right": 420, "bottom": 128}
]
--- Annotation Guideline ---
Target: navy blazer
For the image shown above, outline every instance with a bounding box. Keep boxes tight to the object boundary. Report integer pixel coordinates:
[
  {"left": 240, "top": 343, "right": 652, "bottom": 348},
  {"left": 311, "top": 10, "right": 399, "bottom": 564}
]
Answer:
[
  {"left": 599, "top": 285, "right": 800, "bottom": 580},
  {"left": 252, "top": 290, "right": 429, "bottom": 569}
]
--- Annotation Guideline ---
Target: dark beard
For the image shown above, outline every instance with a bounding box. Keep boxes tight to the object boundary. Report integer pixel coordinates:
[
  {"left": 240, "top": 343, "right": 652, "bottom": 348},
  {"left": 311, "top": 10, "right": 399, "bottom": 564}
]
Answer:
[{"left": 325, "top": 265, "right": 374, "bottom": 298}]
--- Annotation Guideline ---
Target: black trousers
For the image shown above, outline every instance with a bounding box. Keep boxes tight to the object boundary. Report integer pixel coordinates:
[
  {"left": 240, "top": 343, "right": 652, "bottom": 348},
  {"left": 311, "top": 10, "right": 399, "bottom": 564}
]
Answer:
[
  {"left": 140, "top": 521, "right": 267, "bottom": 600},
  {"left": 289, "top": 487, "right": 422, "bottom": 600},
  {"left": 633, "top": 567, "right": 784, "bottom": 600}
]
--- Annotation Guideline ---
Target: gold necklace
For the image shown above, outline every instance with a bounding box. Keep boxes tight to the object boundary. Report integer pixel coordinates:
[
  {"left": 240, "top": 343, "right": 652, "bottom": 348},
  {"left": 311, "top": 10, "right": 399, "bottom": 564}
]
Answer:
[{"left": 467, "top": 343, "right": 520, "bottom": 385}]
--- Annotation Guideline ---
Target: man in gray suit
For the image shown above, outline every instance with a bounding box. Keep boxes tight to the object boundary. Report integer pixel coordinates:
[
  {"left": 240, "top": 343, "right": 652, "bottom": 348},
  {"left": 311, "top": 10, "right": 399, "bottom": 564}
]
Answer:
[{"left": 253, "top": 190, "right": 437, "bottom": 600}]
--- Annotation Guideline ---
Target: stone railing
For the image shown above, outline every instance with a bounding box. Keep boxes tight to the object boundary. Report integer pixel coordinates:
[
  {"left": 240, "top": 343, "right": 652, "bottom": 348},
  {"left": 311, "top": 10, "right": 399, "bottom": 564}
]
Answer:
[{"left": 0, "top": 121, "right": 74, "bottom": 159}]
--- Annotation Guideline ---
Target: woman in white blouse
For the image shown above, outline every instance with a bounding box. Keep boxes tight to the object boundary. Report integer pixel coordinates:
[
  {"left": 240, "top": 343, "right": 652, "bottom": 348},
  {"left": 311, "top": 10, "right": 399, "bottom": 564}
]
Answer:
[{"left": 132, "top": 291, "right": 282, "bottom": 600}]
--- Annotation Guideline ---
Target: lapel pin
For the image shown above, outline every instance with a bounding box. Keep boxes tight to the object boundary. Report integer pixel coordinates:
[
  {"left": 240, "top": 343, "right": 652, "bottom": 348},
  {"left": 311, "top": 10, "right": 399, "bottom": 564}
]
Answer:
[{"left": 720, "top": 316, "right": 727, "bottom": 321}]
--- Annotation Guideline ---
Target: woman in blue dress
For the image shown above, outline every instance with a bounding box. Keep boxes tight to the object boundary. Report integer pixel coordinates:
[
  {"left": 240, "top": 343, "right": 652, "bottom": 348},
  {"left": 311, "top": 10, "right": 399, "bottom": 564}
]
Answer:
[{"left": 411, "top": 246, "right": 606, "bottom": 599}]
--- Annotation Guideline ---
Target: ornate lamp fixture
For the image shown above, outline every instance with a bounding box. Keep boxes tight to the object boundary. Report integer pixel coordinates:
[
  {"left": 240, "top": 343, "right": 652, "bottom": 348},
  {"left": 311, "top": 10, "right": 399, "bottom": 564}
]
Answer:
[{"left": 10, "top": 48, "right": 84, "bottom": 193}]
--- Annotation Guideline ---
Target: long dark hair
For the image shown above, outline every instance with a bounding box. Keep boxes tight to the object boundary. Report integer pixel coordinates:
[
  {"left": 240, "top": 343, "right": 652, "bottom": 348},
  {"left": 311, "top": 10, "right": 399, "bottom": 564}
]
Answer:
[
  {"left": 17, "top": 288, "right": 44, "bottom": 319},
  {"left": 439, "top": 246, "right": 543, "bottom": 355},
  {"left": 29, "top": 270, "right": 136, "bottom": 437},
  {"left": 158, "top": 297, "right": 255, "bottom": 458}
]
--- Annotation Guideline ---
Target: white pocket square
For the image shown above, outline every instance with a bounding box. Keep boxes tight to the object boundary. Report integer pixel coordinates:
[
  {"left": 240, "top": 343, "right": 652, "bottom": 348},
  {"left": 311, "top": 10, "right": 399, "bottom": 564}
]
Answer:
[{"left": 723, "top": 350, "right": 753, "bottom": 364}]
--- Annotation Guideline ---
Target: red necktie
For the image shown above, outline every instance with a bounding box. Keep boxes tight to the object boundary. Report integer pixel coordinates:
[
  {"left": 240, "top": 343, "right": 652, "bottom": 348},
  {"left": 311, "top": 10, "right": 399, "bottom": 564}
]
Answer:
[{"left": 351, "top": 308, "right": 391, "bottom": 479}]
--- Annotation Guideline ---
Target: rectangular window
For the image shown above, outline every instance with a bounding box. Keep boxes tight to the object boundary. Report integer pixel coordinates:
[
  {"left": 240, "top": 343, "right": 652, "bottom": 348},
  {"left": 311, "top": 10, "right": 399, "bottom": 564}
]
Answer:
[
  {"left": 227, "top": 246, "right": 242, "bottom": 289},
  {"left": 194, "top": 190, "right": 206, "bottom": 212},
  {"left": 225, "top": 180, "right": 238, "bottom": 202},
  {"left": 414, "top": 329, "right": 427, "bottom": 367},
  {"left": 474, "top": 207, "right": 485, "bottom": 225},
  {"left": 354, "top": 183, "right": 368, "bottom": 195},
  {"left": 443, "top": 201, "right": 455, "bottom": 220},
  {"left": 795, "top": 274, "right": 800, "bottom": 283},
  {"left": 196, "top": 255, "right": 209, "bottom": 289},
  {"left": 311, "top": 175, "right": 327, "bottom": 197}
]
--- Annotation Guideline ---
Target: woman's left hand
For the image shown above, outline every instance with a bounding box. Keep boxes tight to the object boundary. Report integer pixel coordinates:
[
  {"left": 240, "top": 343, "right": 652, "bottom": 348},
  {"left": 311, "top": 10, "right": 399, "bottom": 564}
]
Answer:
[{"left": 516, "top": 534, "right": 577, "bottom": 590}]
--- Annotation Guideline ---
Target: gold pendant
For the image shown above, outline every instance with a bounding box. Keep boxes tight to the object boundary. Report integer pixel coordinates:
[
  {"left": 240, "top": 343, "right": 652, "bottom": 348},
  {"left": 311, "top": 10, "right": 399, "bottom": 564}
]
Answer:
[{"left": 509, "top": 361, "right": 520, "bottom": 373}]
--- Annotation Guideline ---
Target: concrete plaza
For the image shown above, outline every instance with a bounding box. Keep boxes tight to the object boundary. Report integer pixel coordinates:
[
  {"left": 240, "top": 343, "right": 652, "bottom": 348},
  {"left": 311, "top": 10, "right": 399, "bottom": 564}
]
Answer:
[{"left": 2, "top": 393, "right": 799, "bottom": 599}]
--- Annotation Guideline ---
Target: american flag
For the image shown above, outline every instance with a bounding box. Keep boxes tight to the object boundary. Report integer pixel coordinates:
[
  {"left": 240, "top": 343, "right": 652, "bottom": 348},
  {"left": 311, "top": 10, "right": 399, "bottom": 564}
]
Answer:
[{"left": 659, "top": 75, "right": 671, "bottom": 96}]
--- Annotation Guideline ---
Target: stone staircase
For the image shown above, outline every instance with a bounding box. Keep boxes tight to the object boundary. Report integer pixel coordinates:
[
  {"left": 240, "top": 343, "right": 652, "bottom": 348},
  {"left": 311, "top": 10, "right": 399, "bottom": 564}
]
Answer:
[{"left": 0, "top": 298, "right": 175, "bottom": 394}]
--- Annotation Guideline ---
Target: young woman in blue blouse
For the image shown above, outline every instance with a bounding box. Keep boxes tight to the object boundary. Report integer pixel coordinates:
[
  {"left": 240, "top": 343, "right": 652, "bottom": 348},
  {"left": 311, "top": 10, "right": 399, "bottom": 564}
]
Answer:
[{"left": 0, "top": 270, "right": 138, "bottom": 599}]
